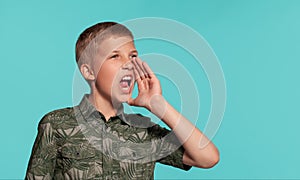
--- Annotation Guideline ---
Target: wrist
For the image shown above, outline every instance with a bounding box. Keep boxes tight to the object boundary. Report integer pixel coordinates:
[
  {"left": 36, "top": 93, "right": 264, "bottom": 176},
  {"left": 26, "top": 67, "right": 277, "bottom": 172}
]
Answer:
[{"left": 148, "top": 94, "right": 168, "bottom": 119}]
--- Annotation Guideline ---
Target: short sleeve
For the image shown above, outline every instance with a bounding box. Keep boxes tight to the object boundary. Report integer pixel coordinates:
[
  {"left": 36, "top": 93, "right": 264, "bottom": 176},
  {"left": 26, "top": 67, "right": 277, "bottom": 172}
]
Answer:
[
  {"left": 148, "top": 124, "right": 192, "bottom": 171},
  {"left": 26, "top": 114, "right": 57, "bottom": 179},
  {"left": 158, "top": 145, "right": 191, "bottom": 171}
]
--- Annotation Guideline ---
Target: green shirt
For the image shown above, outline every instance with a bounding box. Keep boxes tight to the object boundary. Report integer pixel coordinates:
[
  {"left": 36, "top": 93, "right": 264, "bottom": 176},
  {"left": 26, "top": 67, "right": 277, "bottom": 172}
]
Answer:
[{"left": 26, "top": 95, "right": 191, "bottom": 179}]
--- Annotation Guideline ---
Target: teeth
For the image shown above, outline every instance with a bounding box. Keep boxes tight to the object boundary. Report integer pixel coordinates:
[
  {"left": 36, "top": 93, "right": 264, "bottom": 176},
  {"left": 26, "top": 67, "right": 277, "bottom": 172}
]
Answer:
[{"left": 122, "top": 75, "right": 131, "bottom": 81}]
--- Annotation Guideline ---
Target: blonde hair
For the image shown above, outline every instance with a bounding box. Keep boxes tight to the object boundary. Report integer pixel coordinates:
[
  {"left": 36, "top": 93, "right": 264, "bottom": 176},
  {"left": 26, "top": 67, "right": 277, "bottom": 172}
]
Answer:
[{"left": 75, "top": 22, "right": 133, "bottom": 66}]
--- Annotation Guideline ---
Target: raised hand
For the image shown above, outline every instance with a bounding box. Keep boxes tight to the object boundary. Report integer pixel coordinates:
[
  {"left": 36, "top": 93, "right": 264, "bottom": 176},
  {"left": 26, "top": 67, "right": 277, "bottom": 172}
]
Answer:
[
  {"left": 127, "top": 58, "right": 219, "bottom": 168},
  {"left": 127, "top": 57, "right": 163, "bottom": 111}
]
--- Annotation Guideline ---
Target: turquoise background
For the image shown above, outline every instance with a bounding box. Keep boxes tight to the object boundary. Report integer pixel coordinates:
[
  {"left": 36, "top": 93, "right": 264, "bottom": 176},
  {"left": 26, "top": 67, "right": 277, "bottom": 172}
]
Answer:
[{"left": 1, "top": 0, "right": 300, "bottom": 179}]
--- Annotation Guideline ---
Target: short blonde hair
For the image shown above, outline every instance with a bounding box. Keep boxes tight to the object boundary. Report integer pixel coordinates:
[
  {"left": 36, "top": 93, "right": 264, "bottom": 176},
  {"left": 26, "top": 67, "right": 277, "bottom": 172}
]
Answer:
[{"left": 75, "top": 22, "right": 133, "bottom": 66}]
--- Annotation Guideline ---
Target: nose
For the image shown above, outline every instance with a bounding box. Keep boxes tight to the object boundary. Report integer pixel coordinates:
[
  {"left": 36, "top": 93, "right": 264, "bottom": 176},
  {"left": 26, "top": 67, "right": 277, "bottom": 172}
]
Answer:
[{"left": 122, "top": 59, "right": 133, "bottom": 70}]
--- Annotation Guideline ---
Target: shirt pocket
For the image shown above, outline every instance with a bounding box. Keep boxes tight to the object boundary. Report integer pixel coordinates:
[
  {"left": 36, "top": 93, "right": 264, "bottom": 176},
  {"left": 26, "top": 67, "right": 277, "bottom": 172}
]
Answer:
[
  {"left": 61, "top": 144, "right": 96, "bottom": 159},
  {"left": 58, "top": 144, "right": 97, "bottom": 174}
]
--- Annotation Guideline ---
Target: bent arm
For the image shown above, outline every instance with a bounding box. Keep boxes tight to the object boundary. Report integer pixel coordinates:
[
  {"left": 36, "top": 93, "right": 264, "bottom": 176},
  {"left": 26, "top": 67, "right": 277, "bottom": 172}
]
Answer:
[
  {"left": 150, "top": 95, "right": 219, "bottom": 168},
  {"left": 128, "top": 57, "right": 219, "bottom": 168}
]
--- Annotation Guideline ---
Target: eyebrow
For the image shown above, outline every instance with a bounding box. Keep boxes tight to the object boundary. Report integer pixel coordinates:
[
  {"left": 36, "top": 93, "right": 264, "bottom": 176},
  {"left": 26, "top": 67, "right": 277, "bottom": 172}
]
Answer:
[
  {"left": 130, "top": 50, "right": 138, "bottom": 54},
  {"left": 111, "top": 50, "right": 138, "bottom": 54}
]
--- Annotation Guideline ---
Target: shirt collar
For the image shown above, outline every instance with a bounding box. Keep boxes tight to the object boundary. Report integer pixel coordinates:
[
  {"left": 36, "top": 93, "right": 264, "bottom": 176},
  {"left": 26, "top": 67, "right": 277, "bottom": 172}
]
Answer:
[
  {"left": 77, "top": 94, "right": 125, "bottom": 122},
  {"left": 78, "top": 94, "right": 99, "bottom": 119}
]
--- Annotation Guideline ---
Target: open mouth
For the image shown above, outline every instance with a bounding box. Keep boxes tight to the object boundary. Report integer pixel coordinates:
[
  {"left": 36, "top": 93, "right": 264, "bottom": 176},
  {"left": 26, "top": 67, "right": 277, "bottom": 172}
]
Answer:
[{"left": 119, "top": 75, "right": 133, "bottom": 93}]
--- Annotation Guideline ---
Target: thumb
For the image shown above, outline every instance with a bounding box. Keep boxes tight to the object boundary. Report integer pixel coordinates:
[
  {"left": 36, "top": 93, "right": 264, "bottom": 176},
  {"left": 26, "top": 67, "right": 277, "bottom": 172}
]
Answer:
[{"left": 126, "top": 97, "right": 135, "bottom": 106}]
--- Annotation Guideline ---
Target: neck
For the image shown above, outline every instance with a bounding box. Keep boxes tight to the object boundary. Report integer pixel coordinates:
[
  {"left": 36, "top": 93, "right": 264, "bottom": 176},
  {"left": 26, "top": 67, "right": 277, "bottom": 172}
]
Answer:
[{"left": 88, "top": 90, "right": 122, "bottom": 121}]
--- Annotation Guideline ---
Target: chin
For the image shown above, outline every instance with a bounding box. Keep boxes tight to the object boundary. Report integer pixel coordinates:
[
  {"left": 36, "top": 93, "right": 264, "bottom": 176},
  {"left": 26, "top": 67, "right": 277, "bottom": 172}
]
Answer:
[{"left": 113, "top": 94, "right": 131, "bottom": 104}]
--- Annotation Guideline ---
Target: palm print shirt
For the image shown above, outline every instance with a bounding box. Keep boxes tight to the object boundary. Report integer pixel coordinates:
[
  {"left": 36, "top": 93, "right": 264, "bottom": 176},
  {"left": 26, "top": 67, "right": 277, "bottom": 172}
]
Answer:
[{"left": 26, "top": 95, "right": 191, "bottom": 179}]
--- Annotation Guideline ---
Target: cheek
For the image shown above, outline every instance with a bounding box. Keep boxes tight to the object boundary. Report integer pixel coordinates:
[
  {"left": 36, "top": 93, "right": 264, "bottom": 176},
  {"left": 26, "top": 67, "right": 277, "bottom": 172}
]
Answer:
[{"left": 96, "top": 63, "right": 119, "bottom": 89}]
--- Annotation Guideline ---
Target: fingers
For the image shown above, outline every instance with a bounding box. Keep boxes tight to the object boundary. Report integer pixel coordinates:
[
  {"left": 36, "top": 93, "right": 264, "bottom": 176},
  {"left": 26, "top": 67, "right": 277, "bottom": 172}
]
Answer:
[
  {"left": 132, "top": 57, "right": 154, "bottom": 79},
  {"left": 132, "top": 57, "right": 147, "bottom": 80},
  {"left": 132, "top": 62, "right": 141, "bottom": 82},
  {"left": 142, "top": 61, "right": 154, "bottom": 78}
]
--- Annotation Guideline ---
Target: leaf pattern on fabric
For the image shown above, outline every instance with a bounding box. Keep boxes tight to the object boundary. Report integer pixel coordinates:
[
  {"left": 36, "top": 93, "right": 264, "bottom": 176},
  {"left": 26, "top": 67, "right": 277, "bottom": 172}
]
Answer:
[{"left": 25, "top": 95, "right": 191, "bottom": 180}]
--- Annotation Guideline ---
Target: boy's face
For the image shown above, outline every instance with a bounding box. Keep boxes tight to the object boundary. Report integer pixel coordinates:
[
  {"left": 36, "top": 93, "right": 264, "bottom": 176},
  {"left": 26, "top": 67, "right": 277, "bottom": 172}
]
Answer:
[{"left": 93, "top": 36, "right": 137, "bottom": 103}]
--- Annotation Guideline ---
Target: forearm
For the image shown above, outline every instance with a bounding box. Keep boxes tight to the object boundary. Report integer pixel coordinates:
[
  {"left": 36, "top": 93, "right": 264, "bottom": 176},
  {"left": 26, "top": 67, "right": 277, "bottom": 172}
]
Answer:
[
  {"left": 129, "top": 57, "right": 219, "bottom": 168},
  {"left": 150, "top": 95, "right": 219, "bottom": 168}
]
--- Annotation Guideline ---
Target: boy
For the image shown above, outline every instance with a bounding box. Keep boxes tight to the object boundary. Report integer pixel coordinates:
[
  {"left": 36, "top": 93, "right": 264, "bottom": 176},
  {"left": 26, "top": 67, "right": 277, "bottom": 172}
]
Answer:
[{"left": 26, "top": 22, "right": 219, "bottom": 179}]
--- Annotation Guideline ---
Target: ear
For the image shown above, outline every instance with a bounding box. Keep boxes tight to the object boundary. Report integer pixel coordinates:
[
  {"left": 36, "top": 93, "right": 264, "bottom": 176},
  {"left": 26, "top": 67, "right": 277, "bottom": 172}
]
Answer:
[{"left": 80, "top": 64, "right": 95, "bottom": 81}]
